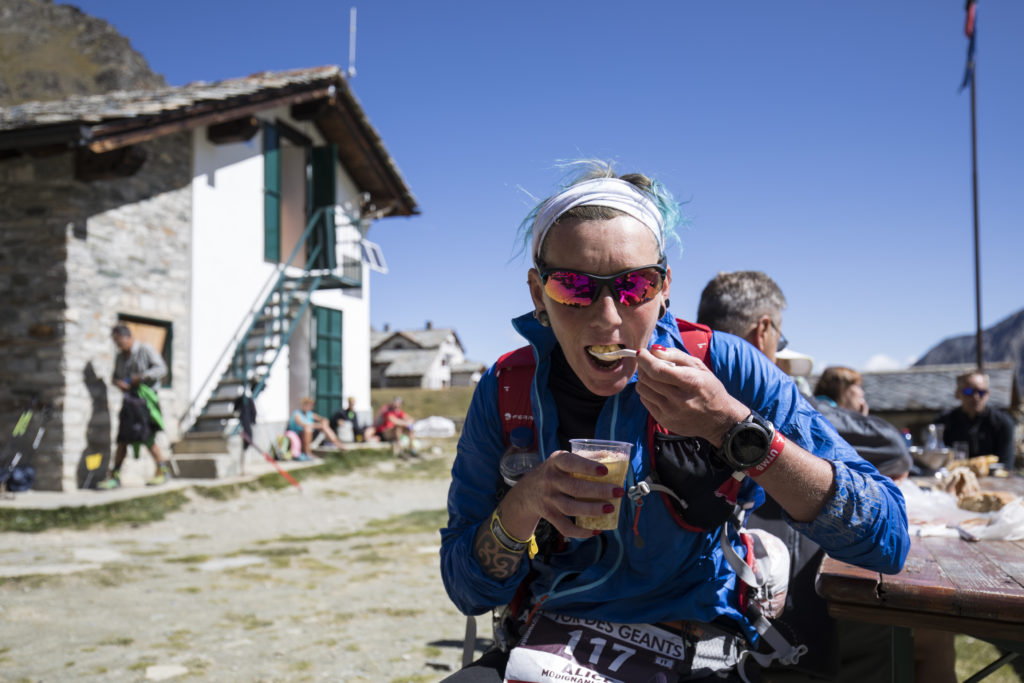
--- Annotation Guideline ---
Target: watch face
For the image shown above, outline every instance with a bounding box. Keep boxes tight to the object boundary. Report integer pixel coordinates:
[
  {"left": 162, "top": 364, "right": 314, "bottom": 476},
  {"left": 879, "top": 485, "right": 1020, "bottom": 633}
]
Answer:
[{"left": 731, "top": 426, "right": 771, "bottom": 468}]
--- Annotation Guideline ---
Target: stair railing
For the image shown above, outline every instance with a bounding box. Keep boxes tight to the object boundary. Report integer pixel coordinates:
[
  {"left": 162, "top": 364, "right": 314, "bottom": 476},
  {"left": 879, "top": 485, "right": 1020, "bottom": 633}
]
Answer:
[{"left": 178, "top": 206, "right": 334, "bottom": 434}]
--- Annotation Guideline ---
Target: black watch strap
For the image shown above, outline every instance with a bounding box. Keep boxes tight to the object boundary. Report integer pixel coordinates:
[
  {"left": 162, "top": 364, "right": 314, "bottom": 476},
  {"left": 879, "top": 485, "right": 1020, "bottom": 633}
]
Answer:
[{"left": 719, "top": 411, "right": 775, "bottom": 471}]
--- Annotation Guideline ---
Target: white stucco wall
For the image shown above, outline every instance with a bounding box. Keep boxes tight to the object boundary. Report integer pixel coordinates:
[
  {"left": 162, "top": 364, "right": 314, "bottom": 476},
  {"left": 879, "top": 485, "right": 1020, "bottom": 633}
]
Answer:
[{"left": 189, "top": 108, "right": 374, "bottom": 429}]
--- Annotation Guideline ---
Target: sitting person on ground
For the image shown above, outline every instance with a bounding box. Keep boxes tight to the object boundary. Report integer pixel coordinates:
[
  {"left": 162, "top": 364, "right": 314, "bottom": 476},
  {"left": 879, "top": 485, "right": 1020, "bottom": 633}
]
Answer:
[
  {"left": 375, "top": 396, "right": 416, "bottom": 456},
  {"left": 330, "top": 396, "right": 376, "bottom": 443},
  {"left": 288, "top": 396, "right": 345, "bottom": 459},
  {"left": 937, "top": 370, "right": 1016, "bottom": 471}
]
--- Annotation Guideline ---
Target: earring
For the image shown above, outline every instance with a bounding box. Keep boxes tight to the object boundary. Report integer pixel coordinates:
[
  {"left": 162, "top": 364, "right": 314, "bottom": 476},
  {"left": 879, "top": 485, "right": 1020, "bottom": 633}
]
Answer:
[
  {"left": 534, "top": 310, "right": 550, "bottom": 327},
  {"left": 659, "top": 298, "right": 670, "bottom": 318}
]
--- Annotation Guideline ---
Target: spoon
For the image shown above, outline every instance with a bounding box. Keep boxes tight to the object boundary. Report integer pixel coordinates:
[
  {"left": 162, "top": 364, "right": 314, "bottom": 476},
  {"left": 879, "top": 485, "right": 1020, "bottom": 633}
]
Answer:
[
  {"left": 588, "top": 347, "right": 677, "bottom": 366},
  {"left": 588, "top": 348, "right": 637, "bottom": 361}
]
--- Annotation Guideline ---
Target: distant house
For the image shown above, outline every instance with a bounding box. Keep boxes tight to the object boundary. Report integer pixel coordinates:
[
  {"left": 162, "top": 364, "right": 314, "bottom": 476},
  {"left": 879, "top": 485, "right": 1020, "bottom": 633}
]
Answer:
[
  {"left": 855, "top": 362, "right": 1020, "bottom": 445},
  {"left": 0, "top": 66, "right": 418, "bottom": 490},
  {"left": 371, "top": 323, "right": 485, "bottom": 389}
]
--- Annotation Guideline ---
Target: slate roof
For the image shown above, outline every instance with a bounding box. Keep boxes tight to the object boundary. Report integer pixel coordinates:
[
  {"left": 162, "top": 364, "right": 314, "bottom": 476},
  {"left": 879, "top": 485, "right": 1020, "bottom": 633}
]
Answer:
[
  {"left": 371, "top": 327, "right": 462, "bottom": 352},
  {"left": 0, "top": 65, "right": 417, "bottom": 216},
  {"left": 373, "top": 349, "right": 438, "bottom": 378},
  {"left": 854, "top": 362, "right": 1017, "bottom": 413}
]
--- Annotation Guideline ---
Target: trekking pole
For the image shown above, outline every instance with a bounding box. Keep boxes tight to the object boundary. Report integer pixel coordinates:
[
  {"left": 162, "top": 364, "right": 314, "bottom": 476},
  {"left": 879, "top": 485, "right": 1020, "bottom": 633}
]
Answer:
[
  {"left": 240, "top": 429, "right": 302, "bottom": 492},
  {"left": 0, "top": 400, "right": 52, "bottom": 494}
]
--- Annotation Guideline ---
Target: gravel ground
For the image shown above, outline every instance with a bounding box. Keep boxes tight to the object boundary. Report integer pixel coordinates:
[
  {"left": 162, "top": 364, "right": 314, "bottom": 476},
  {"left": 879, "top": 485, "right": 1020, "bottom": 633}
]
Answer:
[{"left": 0, "top": 451, "right": 476, "bottom": 682}]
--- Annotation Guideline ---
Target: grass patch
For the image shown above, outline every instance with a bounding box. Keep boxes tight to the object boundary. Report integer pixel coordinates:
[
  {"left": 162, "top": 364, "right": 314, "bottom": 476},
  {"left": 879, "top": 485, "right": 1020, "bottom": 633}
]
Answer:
[
  {"left": 371, "top": 386, "right": 473, "bottom": 425},
  {"left": 297, "top": 557, "right": 336, "bottom": 572},
  {"left": 237, "top": 546, "right": 309, "bottom": 558},
  {"left": 192, "top": 485, "right": 241, "bottom": 501},
  {"left": 955, "top": 635, "right": 1024, "bottom": 682},
  {"left": 368, "top": 606, "right": 423, "bottom": 618},
  {"left": 274, "top": 509, "right": 447, "bottom": 545},
  {"left": 0, "top": 489, "right": 190, "bottom": 533},
  {"left": 166, "top": 554, "right": 211, "bottom": 564},
  {"left": 81, "top": 564, "right": 141, "bottom": 587},
  {"left": 353, "top": 550, "right": 387, "bottom": 564},
  {"left": 364, "top": 509, "right": 448, "bottom": 536},
  {"left": 390, "top": 675, "right": 433, "bottom": 683},
  {"left": 376, "top": 455, "right": 452, "bottom": 481},
  {"left": 0, "top": 573, "right": 66, "bottom": 588},
  {"left": 127, "top": 656, "right": 158, "bottom": 671},
  {"left": 223, "top": 612, "right": 274, "bottom": 630},
  {"left": 98, "top": 635, "right": 134, "bottom": 647}
]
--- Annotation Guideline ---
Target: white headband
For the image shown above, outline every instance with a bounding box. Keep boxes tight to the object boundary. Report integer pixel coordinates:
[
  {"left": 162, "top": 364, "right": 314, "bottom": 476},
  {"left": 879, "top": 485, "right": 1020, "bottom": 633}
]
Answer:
[{"left": 531, "top": 177, "right": 665, "bottom": 266}]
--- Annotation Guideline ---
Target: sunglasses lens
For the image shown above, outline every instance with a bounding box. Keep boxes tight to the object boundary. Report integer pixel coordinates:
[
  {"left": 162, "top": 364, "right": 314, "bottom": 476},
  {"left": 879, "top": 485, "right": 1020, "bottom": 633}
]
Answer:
[
  {"left": 963, "top": 388, "right": 987, "bottom": 397},
  {"left": 543, "top": 265, "right": 665, "bottom": 308},
  {"left": 615, "top": 268, "right": 663, "bottom": 306},
  {"left": 544, "top": 271, "right": 597, "bottom": 307}
]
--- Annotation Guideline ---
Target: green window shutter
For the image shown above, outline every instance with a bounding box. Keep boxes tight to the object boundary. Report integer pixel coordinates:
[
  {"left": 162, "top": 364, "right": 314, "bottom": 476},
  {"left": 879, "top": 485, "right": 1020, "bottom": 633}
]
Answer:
[
  {"left": 311, "top": 144, "right": 337, "bottom": 208},
  {"left": 309, "top": 145, "right": 337, "bottom": 270},
  {"left": 263, "top": 123, "right": 281, "bottom": 263},
  {"left": 312, "top": 306, "right": 344, "bottom": 419}
]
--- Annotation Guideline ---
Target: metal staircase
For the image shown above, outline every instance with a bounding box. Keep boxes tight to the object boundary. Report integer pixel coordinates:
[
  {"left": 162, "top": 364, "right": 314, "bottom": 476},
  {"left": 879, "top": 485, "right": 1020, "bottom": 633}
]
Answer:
[{"left": 172, "top": 206, "right": 362, "bottom": 475}]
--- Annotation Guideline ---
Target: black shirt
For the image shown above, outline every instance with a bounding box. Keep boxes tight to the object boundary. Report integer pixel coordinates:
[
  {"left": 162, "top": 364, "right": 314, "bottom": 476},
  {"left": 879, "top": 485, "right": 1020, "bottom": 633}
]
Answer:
[
  {"left": 938, "top": 406, "right": 1016, "bottom": 469},
  {"left": 548, "top": 346, "right": 604, "bottom": 451}
]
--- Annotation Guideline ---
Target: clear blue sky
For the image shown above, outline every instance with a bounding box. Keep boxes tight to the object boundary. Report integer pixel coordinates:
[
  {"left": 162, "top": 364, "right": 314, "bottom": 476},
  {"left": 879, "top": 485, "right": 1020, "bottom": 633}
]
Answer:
[{"left": 69, "top": 0, "right": 1023, "bottom": 373}]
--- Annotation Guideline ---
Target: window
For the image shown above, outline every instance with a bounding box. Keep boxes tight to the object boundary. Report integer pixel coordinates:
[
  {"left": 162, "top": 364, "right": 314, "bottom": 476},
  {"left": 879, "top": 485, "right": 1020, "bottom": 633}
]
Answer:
[
  {"left": 117, "top": 314, "right": 173, "bottom": 387},
  {"left": 361, "top": 239, "right": 388, "bottom": 273}
]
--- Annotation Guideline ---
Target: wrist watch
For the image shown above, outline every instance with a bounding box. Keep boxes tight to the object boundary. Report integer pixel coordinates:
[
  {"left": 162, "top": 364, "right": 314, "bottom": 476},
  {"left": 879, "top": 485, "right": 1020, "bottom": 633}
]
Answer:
[{"left": 718, "top": 411, "right": 776, "bottom": 471}]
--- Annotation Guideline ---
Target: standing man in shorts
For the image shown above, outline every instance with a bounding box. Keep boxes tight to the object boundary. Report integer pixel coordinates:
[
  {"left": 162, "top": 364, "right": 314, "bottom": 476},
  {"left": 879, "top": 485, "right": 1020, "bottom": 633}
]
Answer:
[{"left": 98, "top": 324, "right": 171, "bottom": 488}]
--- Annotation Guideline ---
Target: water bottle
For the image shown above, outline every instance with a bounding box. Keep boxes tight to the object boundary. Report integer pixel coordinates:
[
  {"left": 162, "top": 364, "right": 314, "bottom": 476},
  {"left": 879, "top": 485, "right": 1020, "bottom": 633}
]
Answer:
[
  {"left": 499, "top": 426, "right": 540, "bottom": 487},
  {"left": 924, "top": 424, "right": 939, "bottom": 452},
  {"left": 901, "top": 429, "right": 913, "bottom": 450}
]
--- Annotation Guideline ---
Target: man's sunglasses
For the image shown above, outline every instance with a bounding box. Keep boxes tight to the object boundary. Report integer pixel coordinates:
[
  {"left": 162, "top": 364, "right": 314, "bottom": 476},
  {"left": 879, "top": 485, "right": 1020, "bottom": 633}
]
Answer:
[
  {"left": 539, "top": 261, "right": 667, "bottom": 308},
  {"left": 769, "top": 320, "right": 789, "bottom": 353},
  {"left": 962, "top": 387, "right": 988, "bottom": 398}
]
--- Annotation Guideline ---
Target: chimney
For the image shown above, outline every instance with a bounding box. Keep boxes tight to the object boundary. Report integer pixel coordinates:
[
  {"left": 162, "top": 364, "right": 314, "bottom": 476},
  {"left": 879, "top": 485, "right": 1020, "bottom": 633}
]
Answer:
[{"left": 425, "top": 321, "right": 433, "bottom": 330}]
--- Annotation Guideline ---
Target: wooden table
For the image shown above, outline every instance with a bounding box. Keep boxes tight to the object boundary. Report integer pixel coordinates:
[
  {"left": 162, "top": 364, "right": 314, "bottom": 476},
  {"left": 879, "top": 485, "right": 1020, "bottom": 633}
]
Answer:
[{"left": 816, "top": 479, "right": 1024, "bottom": 681}]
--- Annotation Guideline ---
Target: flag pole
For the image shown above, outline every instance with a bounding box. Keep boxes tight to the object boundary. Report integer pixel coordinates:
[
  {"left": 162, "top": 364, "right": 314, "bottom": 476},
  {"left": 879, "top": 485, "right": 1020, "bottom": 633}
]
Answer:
[
  {"left": 962, "top": 0, "right": 983, "bottom": 371},
  {"left": 969, "top": 65, "right": 982, "bottom": 371}
]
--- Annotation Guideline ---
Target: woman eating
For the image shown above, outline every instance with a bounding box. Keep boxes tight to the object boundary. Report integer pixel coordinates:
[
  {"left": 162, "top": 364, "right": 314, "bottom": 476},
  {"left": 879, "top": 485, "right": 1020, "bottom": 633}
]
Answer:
[{"left": 440, "top": 162, "right": 909, "bottom": 682}]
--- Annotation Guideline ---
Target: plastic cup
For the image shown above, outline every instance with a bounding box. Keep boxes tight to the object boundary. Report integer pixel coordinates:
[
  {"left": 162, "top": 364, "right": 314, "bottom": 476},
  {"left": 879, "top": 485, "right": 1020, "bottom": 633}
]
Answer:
[
  {"left": 569, "top": 438, "right": 632, "bottom": 530},
  {"left": 953, "top": 441, "right": 969, "bottom": 462}
]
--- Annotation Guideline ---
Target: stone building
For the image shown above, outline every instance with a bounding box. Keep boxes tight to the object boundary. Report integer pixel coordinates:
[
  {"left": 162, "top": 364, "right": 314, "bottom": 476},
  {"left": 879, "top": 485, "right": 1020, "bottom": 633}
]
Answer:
[
  {"left": 370, "top": 323, "right": 484, "bottom": 389},
  {"left": 0, "top": 66, "right": 418, "bottom": 490}
]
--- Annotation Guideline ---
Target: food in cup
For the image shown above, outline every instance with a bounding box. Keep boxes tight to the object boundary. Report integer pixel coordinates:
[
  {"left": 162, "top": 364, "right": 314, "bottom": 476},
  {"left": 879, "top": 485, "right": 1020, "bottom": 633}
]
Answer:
[{"left": 569, "top": 439, "right": 631, "bottom": 530}]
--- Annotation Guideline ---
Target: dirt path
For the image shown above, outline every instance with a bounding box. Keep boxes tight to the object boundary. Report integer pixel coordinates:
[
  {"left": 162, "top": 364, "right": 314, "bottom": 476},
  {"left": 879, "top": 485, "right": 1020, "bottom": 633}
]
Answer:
[{"left": 0, "top": 453, "right": 475, "bottom": 682}]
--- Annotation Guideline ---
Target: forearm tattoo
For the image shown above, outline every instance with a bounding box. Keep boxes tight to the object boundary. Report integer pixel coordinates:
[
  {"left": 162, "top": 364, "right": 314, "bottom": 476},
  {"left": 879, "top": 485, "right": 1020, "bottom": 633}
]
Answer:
[{"left": 473, "top": 522, "right": 523, "bottom": 580}]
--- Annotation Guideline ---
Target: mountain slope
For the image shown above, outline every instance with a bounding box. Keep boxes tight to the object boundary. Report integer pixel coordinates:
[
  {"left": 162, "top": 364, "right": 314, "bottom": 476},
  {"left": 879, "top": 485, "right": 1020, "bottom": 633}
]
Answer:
[
  {"left": 0, "top": 0, "right": 164, "bottom": 106},
  {"left": 914, "top": 308, "right": 1024, "bottom": 389}
]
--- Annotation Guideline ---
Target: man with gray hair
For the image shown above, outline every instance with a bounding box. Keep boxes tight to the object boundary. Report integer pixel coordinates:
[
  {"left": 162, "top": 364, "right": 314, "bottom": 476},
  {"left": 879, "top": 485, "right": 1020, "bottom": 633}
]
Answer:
[
  {"left": 697, "top": 271, "right": 907, "bottom": 682},
  {"left": 696, "top": 271, "right": 789, "bottom": 363}
]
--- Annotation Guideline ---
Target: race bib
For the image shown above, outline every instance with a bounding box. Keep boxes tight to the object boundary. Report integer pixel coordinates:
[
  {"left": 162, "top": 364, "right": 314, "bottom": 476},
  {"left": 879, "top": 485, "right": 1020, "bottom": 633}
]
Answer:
[{"left": 503, "top": 613, "right": 692, "bottom": 683}]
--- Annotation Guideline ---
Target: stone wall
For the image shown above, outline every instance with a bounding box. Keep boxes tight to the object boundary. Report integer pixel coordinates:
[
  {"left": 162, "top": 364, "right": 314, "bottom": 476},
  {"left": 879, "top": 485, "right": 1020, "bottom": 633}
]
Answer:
[
  {"left": 0, "top": 132, "right": 192, "bottom": 490},
  {"left": 0, "top": 153, "right": 69, "bottom": 490}
]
